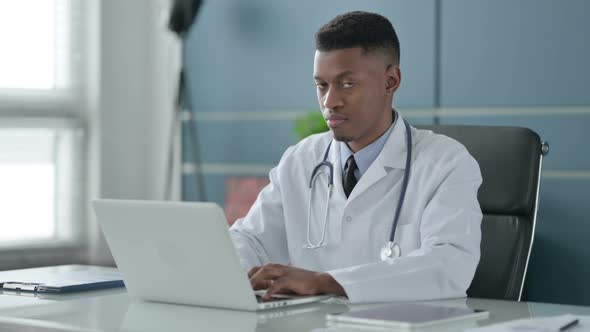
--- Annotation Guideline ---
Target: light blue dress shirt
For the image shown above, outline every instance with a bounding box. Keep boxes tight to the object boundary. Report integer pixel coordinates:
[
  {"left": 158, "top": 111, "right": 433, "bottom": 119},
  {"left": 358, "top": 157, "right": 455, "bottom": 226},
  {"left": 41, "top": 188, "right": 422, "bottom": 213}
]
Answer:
[{"left": 339, "top": 112, "right": 397, "bottom": 181}]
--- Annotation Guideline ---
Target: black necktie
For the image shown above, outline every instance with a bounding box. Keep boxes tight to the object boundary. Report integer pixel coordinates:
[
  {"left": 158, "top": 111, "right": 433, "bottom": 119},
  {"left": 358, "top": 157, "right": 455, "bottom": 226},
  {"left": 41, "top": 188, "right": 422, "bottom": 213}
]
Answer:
[{"left": 343, "top": 155, "right": 358, "bottom": 198}]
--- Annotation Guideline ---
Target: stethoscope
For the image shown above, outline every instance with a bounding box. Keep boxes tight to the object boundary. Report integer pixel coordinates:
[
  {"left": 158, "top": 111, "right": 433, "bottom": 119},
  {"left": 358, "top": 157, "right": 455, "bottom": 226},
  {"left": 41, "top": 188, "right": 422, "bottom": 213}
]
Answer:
[{"left": 305, "top": 119, "right": 413, "bottom": 261}]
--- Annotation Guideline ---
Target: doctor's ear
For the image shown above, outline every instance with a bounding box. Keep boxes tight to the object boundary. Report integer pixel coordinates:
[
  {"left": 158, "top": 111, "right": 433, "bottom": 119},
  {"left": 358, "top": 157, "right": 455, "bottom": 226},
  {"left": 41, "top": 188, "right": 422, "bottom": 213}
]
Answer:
[{"left": 385, "top": 65, "right": 401, "bottom": 94}]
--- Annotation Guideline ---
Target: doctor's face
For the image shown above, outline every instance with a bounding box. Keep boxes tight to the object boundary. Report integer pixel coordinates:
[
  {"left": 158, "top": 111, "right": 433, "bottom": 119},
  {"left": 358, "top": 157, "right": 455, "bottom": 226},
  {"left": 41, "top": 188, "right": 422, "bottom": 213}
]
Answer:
[{"left": 313, "top": 47, "right": 400, "bottom": 152}]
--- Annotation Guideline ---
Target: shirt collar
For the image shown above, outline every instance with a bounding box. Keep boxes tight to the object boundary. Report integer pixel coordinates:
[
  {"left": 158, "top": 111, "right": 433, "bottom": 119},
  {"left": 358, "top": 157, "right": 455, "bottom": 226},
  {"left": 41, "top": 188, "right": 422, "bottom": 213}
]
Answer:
[{"left": 340, "top": 110, "right": 397, "bottom": 179}]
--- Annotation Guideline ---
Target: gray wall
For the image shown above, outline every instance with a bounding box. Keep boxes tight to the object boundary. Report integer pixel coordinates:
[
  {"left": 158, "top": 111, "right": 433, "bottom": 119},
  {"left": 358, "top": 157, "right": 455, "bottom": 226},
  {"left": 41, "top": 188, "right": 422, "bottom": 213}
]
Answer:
[{"left": 182, "top": 0, "right": 590, "bottom": 305}]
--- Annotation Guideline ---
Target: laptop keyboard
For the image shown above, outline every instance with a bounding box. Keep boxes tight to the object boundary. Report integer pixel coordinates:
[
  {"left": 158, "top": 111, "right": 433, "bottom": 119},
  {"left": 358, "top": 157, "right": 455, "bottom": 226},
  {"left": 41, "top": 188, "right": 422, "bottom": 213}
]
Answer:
[{"left": 256, "top": 294, "right": 292, "bottom": 303}]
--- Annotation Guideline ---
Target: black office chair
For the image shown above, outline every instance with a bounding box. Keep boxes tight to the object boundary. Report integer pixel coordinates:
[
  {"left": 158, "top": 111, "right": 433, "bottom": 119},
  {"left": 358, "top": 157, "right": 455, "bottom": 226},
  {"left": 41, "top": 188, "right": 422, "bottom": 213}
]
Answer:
[{"left": 418, "top": 125, "right": 549, "bottom": 301}]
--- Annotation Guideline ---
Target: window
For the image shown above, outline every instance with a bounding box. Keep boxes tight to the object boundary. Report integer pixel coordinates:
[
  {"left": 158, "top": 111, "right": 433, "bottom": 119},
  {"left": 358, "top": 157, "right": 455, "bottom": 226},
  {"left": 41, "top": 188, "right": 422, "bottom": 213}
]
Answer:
[
  {"left": 0, "top": 124, "right": 82, "bottom": 246},
  {"left": 0, "top": 0, "right": 86, "bottom": 250},
  {"left": 0, "top": 0, "right": 72, "bottom": 92}
]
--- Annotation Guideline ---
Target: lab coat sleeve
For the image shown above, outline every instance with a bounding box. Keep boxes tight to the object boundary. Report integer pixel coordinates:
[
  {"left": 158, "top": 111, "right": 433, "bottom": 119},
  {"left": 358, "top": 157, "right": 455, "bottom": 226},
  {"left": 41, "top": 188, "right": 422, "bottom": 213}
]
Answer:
[
  {"left": 229, "top": 149, "right": 292, "bottom": 272},
  {"left": 327, "top": 149, "right": 483, "bottom": 303}
]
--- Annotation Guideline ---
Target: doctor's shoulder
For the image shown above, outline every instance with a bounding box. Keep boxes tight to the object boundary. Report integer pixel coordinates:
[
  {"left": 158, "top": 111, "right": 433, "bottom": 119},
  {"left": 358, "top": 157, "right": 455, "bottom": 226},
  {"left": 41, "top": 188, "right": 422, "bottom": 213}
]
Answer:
[
  {"left": 412, "top": 128, "right": 482, "bottom": 177},
  {"left": 277, "top": 131, "right": 333, "bottom": 169}
]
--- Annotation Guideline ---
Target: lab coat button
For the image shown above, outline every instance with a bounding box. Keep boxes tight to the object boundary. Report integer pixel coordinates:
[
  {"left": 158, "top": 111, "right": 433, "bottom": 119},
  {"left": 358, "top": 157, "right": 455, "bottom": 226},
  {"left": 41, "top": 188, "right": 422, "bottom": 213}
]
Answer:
[{"left": 345, "top": 216, "right": 352, "bottom": 222}]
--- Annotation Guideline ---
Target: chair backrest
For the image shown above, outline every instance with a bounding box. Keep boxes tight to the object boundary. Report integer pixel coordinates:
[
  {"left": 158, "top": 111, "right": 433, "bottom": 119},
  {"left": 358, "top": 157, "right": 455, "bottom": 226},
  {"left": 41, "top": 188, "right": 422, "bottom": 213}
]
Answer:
[{"left": 417, "top": 125, "right": 545, "bottom": 301}]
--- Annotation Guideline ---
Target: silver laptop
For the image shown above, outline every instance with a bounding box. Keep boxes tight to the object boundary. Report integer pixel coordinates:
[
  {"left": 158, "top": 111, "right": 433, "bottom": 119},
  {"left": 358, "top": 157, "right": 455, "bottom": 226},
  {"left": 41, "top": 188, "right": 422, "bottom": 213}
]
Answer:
[{"left": 92, "top": 199, "right": 330, "bottom": 311}]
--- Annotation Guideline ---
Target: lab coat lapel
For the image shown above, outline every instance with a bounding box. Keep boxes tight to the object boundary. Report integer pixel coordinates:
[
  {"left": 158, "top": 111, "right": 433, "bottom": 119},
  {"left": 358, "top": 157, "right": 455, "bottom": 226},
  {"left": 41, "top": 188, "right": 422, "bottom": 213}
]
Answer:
[
  {"left": 345, "top": 113, "right": 410, "bottom": 204},
  {"left": 328, "top": 138, "right": 347, "bottom": 202}
]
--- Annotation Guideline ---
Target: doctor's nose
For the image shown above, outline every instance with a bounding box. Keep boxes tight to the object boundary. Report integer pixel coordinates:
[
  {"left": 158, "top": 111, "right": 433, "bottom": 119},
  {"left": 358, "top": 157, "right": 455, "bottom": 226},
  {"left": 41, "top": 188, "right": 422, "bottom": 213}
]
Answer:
[{"left": 322, "top": 88, "right": 344, "bottom": 110}]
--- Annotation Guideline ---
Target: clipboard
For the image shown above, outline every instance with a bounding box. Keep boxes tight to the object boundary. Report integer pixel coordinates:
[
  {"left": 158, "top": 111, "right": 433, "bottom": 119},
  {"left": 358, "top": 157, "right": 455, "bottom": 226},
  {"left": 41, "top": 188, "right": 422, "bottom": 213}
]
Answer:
[{"left": 0, "top": 265, "right": 125, "bottom": 294}]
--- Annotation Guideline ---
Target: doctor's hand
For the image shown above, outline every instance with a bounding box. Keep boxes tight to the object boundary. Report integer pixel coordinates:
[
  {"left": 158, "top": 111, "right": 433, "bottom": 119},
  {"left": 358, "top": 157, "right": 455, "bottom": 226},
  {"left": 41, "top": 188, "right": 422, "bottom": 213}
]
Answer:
[{"left": 248, "top": 263, "right": 346, "bottom": 300}]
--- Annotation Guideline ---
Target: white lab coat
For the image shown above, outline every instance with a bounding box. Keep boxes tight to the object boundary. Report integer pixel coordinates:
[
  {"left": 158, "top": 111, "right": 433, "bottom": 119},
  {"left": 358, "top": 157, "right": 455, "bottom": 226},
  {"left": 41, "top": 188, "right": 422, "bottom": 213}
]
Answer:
[{"left": 229, "top": 112, "right": 482, "bottom": 303}]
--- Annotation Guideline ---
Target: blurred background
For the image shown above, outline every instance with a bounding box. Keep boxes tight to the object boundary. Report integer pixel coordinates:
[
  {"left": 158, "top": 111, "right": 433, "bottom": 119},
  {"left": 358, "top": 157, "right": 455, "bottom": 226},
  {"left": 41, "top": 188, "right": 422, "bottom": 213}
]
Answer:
[{"left": 0, "top": 0, "right": 588, "bottom": 306}]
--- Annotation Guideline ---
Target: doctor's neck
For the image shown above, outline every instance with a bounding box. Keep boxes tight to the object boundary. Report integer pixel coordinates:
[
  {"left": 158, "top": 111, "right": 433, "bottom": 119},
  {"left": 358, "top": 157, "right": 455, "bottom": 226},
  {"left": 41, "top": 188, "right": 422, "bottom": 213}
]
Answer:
[{"left": 344, "top": 108, "right": 395, "bottom": 153}]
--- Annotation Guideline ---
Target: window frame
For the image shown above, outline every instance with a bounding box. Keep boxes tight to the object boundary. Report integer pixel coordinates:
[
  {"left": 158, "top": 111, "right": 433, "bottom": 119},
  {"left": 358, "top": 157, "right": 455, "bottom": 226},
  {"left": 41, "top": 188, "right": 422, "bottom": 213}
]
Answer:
[
  {"left": 0, "top": 0, "right": 89, "bottom": 261},
  {"left": 0, "top": 0, "right": 82, "bottom": 115},
  {"left": 0, "top": 117, "right": 85, "bottom": 250}
]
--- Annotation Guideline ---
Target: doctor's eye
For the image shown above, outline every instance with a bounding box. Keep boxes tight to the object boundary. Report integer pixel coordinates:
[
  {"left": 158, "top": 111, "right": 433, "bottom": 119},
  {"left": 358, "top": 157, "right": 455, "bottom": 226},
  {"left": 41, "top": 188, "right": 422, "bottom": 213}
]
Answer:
[
  {"left": 341, "top": 82, "right": 355, "bottom": 88},
  {"left": 315, "top": 82, "right": 327, "bottom": 90}
]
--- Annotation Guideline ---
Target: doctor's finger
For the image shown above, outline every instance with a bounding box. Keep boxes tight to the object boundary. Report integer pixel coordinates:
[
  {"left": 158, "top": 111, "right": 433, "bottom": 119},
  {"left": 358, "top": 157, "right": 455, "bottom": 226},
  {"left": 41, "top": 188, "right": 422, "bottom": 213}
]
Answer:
[
  {"left": 263, "top": 278, "right": 296, "bottom": 299},
  {"left": 249, "top": 267, "right": 286, "bottom": 290},
  {"left": 250, "top": 265, "right": 287, "bottom": 281},
  {"left": 247, "top": 266, "right": 262, "bottom": 278},
  {"left": 248, "top": 263, "right": 286, "bottom": 278},
  {"left": 250, "top": 278, "right": 274, "bottom": 291}
]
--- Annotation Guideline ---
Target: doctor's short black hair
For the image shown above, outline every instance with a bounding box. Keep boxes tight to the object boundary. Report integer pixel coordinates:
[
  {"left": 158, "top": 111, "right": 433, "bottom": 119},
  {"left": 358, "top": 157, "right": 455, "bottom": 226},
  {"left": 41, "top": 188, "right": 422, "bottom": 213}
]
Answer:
[{"left": 315, "top": 11, "right": 400, "bottom": 65}]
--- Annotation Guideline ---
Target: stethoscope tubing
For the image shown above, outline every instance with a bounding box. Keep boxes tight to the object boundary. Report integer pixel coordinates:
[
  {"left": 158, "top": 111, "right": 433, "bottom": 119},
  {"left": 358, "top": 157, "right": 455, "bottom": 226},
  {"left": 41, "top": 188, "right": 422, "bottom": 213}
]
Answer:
[
  {"left": 306, "top": 118, "right": 412, "bottom": 250},
  {"left": 388, "top": 119, "right": 412, "bottom": 243}
]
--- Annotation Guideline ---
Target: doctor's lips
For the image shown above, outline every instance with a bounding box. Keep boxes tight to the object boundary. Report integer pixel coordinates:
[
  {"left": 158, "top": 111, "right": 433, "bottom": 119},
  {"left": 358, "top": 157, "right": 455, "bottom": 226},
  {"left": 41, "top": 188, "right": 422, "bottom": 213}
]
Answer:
[{"left": 325, "top": 114, "right": 347, "bottom": 128}]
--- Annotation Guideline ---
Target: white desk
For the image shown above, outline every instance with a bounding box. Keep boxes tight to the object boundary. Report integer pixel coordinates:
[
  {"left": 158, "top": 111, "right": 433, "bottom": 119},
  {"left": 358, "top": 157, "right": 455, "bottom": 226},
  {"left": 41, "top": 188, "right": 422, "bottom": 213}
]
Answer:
[
  {"left": 0, "top": 289, "right": 589, "bottom": 331},
  {"left": 0, "top": 267, "right": 589, "bottom": 331}
]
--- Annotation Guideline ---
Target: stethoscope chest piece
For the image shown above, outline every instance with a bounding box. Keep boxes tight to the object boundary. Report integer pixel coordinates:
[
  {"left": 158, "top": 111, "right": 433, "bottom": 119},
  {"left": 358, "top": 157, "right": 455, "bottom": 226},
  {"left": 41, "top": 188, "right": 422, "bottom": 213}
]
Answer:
[{"left": 380, "top": 241, "right": 401, "bottom": 261}]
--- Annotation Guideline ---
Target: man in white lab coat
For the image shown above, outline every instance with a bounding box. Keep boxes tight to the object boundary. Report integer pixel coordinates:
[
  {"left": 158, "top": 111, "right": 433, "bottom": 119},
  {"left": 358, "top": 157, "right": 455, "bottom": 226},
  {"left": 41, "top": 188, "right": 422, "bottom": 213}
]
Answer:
[{"left": 230, "top": 11, "right": 482, "bottom": 303}]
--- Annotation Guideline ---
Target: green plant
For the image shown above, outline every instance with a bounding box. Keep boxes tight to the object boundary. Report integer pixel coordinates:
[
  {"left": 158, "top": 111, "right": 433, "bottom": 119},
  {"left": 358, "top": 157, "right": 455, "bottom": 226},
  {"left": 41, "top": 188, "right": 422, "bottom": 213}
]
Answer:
[{"left": 294, "top": 111, "right": 329, "bottom": 140}]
